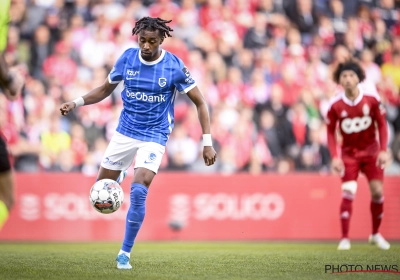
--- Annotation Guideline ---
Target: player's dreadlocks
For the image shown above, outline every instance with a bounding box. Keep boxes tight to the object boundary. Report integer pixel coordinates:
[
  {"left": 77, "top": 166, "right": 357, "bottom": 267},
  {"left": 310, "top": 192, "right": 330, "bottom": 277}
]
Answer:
[{"left": 132, "top": 17, "right": 173, "bottom": 39}]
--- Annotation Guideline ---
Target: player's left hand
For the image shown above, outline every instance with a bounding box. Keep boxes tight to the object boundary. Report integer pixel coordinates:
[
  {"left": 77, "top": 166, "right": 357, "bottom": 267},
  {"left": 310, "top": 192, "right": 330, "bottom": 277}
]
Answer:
[
  {"left": 376, "top": 151, "right": 388, "bottom": 169},
  {"left": 203, "top": 146, "right": 217, "bottom": 166}
]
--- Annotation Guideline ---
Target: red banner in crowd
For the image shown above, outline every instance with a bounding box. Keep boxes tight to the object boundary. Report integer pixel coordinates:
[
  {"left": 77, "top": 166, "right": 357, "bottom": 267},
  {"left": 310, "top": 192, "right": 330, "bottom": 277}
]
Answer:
[{"left": 1, "top": 173, "right": 399, "bottom": 241}]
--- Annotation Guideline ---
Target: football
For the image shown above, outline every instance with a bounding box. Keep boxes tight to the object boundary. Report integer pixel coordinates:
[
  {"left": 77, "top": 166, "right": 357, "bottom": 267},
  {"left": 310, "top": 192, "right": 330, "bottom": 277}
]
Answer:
[{"left": 89, "top": 179, "right": 124, "bottom": 214}]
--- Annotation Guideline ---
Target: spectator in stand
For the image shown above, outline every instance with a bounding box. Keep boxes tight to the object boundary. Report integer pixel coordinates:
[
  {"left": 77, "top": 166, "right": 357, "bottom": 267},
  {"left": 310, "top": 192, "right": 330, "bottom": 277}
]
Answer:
[
  {"left": 328, "top": 0, "right": 347, "bottom": 44},
  {"left": 247, "top": 70, "right": 270, "bottom": 105},
  {"left": 285, "top": 0, "right": 318, "bottom": 44},
  {"left": 277, "top": 63, "right": 303, "bottom": 106},
  {"left": 296, "top": 123, "right": 330, "bottom": 171},
  {"left": 243, "top": 12, "right": 270, "bottom": 50},
  {"left": 381, "top": 51, "right": 400, "bottom": 88},
  {"left": 30, "top": 25, "right": 53, "bottom": 80},
  {"left": 234, "top": 48, "right": 255, "bottom": 84},
  {"left": 167, "top": 124, "right": 199, "bottom": 170},
  {"left": 361, "top": 48, "right": 382, "bottom": 86},
  {"left": 257, "top": 0, "right": 285, "bottom": 21},
  {"left": 345, "top": 17, "right": 364, "bottom": 55},
  {"left": 358, "top": 5, "right": 374, "bottom": 47},
  {"left": 259, "top": 110, "right": 283, "bottom": 159},
  {"left": 287, "top": 102, "right": 308, "bottom": 148},
  {"left": 373, "top": 0, "right": 399, "bottom": 29},
  {"left": 50, "top": 149, "right": 80, "bottom": 172},
  {"left": 40, "top": 116, "right": 70, "bottom": 170},
  {"left": 373, "top": 18, "right": 392, "bottom": 65},
  {"left": 42, "top": 41, "right": 77, "bottom": 86},
  {"left": 174, "top": 0, "right": 200, "bottom": 46},
  {"left": 149, "top": 0, "right": 180, "bottom": 22},
  {"left": 1, "top": 0, "right": 399, "bottom": 174},
  {"left": 377, "top": 75, "right": 400, "bottom": 132},
  {"left": 218, "top": 66, "right": 246, "bottom": 107}
]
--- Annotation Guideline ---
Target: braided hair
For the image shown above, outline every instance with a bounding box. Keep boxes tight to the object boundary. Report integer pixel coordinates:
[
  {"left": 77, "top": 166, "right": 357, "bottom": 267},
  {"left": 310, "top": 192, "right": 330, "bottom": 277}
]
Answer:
[{"left": 132, "top": 17, "right": 173, "bottom": 39}]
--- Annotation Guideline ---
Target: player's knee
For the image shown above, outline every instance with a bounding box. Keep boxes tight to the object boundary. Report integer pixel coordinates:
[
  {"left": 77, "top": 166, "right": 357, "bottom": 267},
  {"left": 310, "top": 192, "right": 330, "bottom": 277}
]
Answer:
[
  {"left": 342, "top": 181, "right": 357, "bottom": 195},
  {"left": 371, "top": 189, "right": 383, "bottom": 200},
  {"left": 369, "top": 180, "right": 383, "bottom": 200},
  {"left": 133, "top": 169, "right": 154, "bottom": 187}
]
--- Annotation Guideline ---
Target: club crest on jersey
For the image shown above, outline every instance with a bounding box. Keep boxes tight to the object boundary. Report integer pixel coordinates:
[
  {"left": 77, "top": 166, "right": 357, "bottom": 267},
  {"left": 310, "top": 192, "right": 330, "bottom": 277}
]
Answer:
[
  {"left": 362, "top": 104, "right": 370, "bottom": 115},
  {"left": 159, "top": 78, "right": 167, "bottom": 87}
]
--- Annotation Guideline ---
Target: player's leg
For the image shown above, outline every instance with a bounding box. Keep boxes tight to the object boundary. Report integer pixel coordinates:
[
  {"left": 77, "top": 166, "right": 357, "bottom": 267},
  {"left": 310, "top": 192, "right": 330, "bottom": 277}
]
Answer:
[
  {"left": 0, "top": 136, "right": 14, "bottom": 231},
  {"left": 362, "top": 160, "right": 390, "bottom": 250},
  {"left": 96, "top": 166, "right": 121, "bottom": 181},
  {"left": 97, "top": 132, "right": 137, "bottom": 183},
  {"left": 96, "top": 167, "right": 127, "bottom": 184},
  {"left": 116, "top": 141, "right": 165, "bottom": 269},
  {"left": 337, "top": 156, "right": 359, "bottom": 250},
  {"left": 0, "top": 170, "right": 14, "bottom": 231}
]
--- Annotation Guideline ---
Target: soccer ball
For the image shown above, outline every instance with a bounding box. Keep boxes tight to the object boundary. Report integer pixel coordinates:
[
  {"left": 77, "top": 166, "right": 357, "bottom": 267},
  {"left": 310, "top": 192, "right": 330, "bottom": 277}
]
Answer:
[{"left": 89, "top": 179, "right": 124, "bottom": 214}]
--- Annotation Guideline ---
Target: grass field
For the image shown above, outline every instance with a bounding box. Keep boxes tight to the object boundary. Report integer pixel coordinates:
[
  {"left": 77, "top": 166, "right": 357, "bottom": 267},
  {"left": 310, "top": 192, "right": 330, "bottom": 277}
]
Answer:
[{"left": 0, "top": 242, "right": 399, "bottom": 280}]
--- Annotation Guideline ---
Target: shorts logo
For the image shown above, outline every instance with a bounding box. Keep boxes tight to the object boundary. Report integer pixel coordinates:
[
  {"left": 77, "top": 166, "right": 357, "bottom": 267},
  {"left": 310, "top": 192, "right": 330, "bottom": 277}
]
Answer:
[
  {"left": 159, "top": 78, "right": 167, "bottom": 87},
  {"left": 341, "top": 116, "right": 372, "bottom": 134},
  {"left": 145, "top": 153, "right": 157, "bottom": 164},
  {"left": 103, "top": 157, "right": 123, "bottom": 166}
]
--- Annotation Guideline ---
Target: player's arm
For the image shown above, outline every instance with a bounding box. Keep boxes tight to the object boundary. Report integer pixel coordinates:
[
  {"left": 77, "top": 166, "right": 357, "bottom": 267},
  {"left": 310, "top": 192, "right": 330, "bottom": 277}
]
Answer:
[
  {"left": 60, "top": 79, "right": 118, "bottom": 115},
  {"left": 374, "top": 101, "right": 388, "bottom": 168},
  {"left": 186, "top": 86, "right": 217, "bottom": 166},
  {"left": 0, "top": 0, "right": 23, "bottom": 100},
  {"left": 326, "top": 107, "right": 343, "bottom": 174},
  {"left": 61, "top": 50, "right": 127, "bottom": 115}
]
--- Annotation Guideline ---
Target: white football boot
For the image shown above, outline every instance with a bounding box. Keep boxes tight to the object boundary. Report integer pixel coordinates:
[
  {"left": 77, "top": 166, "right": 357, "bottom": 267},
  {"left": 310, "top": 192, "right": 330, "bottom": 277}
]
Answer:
[
  {"left": 337, "top": 238, "right": 351, "bottom": 250},
  {"left": 369, "top": 233, "right": 390, "bottom": 250}
]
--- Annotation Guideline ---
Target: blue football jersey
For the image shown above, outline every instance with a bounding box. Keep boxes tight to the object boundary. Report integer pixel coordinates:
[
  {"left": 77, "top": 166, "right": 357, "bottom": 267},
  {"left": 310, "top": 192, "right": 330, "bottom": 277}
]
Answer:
[{"left": 108, "top": 48, "right": 196, "bottom": 146}]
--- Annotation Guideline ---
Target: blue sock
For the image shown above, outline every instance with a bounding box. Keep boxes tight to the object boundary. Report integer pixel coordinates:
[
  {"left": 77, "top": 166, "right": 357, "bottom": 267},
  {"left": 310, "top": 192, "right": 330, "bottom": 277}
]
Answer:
[{"left": 121, "top": 183, "right": 148, "bottom": 253}]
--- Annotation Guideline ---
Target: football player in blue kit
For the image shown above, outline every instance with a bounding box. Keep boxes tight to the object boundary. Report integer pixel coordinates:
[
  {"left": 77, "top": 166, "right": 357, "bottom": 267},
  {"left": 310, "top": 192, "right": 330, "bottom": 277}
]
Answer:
[{"left": 60, "top": 17, "right": 217, "bottom": 269}]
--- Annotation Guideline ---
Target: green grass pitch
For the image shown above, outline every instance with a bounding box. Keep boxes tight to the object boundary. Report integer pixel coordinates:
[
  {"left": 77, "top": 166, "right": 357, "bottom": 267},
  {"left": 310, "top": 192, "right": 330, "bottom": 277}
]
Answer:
[{"left": 0, "top": 242, "right": 399, "bottom": 280}]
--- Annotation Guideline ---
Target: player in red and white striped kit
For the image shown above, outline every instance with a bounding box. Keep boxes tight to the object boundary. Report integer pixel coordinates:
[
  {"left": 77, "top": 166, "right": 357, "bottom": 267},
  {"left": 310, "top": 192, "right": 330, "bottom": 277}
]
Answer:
[{"left": 326, "top": 60, "right": 390, "bottom": 250}]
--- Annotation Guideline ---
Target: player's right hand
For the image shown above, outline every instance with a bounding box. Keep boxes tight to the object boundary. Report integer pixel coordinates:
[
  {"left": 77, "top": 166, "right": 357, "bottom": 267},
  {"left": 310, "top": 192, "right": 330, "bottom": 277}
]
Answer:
[
  {"left": 331, "top": 157, "right": 344, "bottom": 175},
  {"left": 60, "top": 102, "right": 76, "bottom": 116}
]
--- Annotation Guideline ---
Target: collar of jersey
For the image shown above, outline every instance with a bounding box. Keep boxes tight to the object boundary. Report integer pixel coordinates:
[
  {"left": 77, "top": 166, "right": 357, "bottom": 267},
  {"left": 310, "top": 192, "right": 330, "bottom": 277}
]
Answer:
[
  {"left": 342, "top": 84, "right": 364, "bottom": 107},
  {"left": 138, "top": 49, "right": 165, "bottom": 65}
]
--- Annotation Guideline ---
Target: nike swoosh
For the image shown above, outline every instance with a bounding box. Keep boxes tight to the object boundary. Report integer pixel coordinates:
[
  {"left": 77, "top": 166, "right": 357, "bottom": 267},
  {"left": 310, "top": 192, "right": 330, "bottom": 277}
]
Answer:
[
  {"left": 126, "top": 77, "right": 136, "bottom": 80},
  {"left": 128, "top": 220, "right": 139, "bottom": 224},
  {"left": 144, "top": 161, "right": 153, "bottom": 164}
]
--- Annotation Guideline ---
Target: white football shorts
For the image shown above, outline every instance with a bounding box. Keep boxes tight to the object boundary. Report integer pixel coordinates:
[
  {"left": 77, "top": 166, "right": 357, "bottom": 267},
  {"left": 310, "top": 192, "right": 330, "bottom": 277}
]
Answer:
[{"left": 101, "top": 131, "right": 165, "bottom": 174}]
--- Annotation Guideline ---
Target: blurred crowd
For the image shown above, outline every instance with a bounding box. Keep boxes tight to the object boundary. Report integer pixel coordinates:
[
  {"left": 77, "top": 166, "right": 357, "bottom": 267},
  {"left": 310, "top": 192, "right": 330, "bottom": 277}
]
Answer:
[{"left": 1, "top": 0, "right": 400, "bottom": 175}]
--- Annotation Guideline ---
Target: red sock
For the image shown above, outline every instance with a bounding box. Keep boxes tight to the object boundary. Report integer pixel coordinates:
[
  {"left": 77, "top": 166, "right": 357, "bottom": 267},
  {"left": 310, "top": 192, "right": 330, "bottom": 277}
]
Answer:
[
  {"left": 371, "top": 197, "right": 384, "bottom": 235},
  {"left": 340, "top": 193, "right": 354, "bottom": 239}
]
